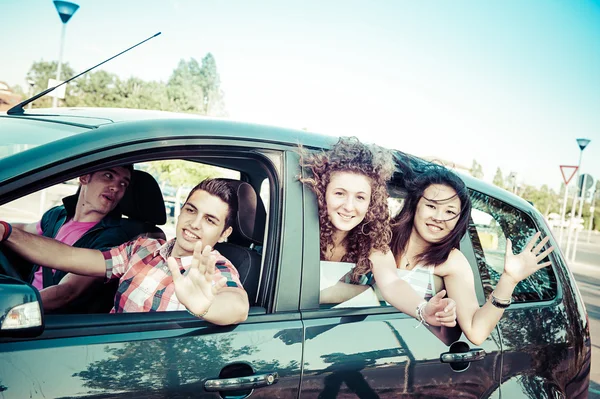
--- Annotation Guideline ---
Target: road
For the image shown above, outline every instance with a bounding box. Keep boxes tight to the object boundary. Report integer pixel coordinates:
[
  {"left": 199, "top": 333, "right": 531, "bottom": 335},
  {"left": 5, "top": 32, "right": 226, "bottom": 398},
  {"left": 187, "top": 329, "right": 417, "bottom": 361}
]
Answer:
[{"left": 562, "top": 230, "right": 600, "bottom": 398}]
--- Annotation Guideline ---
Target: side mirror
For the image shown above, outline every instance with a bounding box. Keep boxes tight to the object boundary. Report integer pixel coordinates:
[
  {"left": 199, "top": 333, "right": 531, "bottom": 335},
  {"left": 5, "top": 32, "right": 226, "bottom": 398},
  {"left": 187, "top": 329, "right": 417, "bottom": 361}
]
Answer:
[{"left": 0, "top": 275, "right": 44, "bottom": 338}]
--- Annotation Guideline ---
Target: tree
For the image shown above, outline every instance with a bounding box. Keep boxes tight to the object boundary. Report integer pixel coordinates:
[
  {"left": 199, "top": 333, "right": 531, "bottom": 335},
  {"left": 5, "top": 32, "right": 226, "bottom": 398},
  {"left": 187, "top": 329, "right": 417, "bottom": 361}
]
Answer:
[
  {"left": 25, "top": 60, "right": 76, "bottom": 108},
  {"left": 470, "top": 160, "right": 484, "bottom": 179},
  {"left": 492, "top": 168, "right": 505, "bottom": 189}
]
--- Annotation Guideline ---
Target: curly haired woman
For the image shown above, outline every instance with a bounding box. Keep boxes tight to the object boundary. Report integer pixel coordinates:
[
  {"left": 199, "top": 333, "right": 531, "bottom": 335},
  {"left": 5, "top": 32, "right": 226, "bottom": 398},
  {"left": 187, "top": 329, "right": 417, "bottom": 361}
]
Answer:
[{"left": 300, "top": 136, "right": 456, "bottom": 327}]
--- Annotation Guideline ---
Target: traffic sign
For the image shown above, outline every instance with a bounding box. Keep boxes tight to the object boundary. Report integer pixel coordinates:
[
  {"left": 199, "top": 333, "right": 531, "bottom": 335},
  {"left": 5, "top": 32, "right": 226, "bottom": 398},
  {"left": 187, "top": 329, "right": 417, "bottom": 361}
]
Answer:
[
  {"left": 560, "top": 165, "right": 578, "bottom": 186},
  {"left": 578, "top": 173, "right": 594, "bottom": 197}
]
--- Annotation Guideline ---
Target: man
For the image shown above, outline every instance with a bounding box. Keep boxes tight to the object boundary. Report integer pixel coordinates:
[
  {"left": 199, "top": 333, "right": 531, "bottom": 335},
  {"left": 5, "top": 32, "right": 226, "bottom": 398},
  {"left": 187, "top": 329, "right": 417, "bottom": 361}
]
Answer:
[
  {"left": 12, "top": 165, "right": 133, "bottom": 313},
  {"left": 0, "top": 178, "right": 249, "bottom": 325}
]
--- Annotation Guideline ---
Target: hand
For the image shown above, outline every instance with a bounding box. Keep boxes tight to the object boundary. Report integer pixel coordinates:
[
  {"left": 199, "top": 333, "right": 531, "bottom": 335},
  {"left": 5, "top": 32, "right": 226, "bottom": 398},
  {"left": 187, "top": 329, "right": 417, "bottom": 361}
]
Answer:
[
  {"left": 503, "top": 232, "right": 554, "bottom": 286},
  {"left": 167, "top": 240, "right": 227, "bottom": 316},
  {"left": 423, "top": 290, "right": 457, "bottom": 327}
]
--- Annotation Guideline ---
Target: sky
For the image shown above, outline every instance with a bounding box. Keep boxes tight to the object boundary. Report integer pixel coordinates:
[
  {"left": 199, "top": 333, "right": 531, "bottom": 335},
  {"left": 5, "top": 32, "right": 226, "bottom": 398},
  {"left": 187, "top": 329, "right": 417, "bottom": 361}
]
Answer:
[{"left": 2, "top": 0, "right": 600, "bottom": 193}]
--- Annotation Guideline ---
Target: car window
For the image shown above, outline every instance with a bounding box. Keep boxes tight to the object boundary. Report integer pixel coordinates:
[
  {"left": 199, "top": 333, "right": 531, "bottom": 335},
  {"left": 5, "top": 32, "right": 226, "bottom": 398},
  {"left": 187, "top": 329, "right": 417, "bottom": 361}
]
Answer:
[{"left": 468, "top": 190, "right": 557, "bottom": 303}]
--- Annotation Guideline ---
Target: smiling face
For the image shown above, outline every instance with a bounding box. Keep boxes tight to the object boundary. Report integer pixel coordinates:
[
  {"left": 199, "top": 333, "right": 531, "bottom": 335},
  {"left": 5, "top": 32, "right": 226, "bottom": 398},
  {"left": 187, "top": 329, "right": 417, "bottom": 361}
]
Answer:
[
  {"left": 412, "top": 184, "right": 461, "bottom": 244},
  {"left": 78, "top": 167, "right": 131, "bottom": 220},
  {"left": 325, "top": 171, "right": 372, "bottom": 236},
  {"left": 172, "top": 189, "right": 233, "bottom": 257}
]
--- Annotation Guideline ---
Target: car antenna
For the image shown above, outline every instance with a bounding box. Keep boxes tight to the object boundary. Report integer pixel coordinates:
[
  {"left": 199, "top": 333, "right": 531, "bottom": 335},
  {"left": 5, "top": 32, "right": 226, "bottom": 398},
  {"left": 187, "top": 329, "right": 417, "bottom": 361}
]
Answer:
[{"left": 7, "top": 32, "right": 162, "bottom": 115}]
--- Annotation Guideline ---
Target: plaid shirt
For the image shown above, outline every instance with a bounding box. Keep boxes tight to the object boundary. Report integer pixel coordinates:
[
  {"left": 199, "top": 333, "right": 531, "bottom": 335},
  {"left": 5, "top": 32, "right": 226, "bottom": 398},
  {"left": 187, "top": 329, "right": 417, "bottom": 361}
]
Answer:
[{"left": 102, "top": 236, "right": 242, "bottom": 313}]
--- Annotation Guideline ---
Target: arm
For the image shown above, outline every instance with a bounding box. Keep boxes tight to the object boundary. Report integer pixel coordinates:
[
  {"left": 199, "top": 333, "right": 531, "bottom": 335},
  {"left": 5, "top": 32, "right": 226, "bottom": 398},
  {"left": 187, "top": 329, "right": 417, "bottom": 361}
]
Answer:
[
  {"left": 1, "top": 223, "right": 106, "bottom": 277},
  {"left": 12, "top": 222, "right": 40, "bottom": 235},
  {"left": 371, "top": 250, "right": 456, "bottom": 327},
  {"left": 40, "top": 274, "right": 103, "bottom": 310},
  {"left": 320, "top": 281, "right": 370, "bottom": 304},
  {"left": 442, "top": 233, "right": 554, "bottom": 345},
  {"left": 200, "top": 287, "right": 249, "bottom": 325}
]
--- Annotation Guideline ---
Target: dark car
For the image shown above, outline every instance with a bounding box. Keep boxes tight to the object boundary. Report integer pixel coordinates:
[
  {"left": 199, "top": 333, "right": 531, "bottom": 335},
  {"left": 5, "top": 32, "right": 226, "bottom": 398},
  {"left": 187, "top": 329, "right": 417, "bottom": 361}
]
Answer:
[{"left": 0, "top": 108, "right": 591, "bottom": 398}]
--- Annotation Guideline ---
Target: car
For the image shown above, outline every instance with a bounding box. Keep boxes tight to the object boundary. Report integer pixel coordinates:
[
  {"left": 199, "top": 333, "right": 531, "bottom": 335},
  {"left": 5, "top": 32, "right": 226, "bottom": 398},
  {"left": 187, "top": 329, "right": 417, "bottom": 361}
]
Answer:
[{"left": 0, "top": 107, "right": 591, "bottom": 398}]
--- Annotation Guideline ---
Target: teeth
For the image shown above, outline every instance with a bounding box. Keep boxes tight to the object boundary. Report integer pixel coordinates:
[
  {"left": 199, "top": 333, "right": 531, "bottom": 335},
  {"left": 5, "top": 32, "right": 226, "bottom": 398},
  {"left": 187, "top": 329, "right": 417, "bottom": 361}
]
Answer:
[
  {"left": 184, "top": 230, "right": 199, "bottom": 239},
  {"left": 428, "top": 225, "right": 442, "bottom": 231},
  {"left": 338, "top": 214, "right": 353, "bottom": 220}
]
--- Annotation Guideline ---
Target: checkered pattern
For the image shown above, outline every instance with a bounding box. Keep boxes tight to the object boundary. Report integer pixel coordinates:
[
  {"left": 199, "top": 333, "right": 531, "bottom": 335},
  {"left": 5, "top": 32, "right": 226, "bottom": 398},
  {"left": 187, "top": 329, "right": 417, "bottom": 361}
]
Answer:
[{"left": 102, "top": 237, "right": 242, "bottom": 313}]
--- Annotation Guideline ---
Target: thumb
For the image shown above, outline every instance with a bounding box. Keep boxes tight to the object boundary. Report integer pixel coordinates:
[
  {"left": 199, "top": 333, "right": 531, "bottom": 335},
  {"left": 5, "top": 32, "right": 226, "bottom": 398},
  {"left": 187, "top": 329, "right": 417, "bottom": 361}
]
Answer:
[
  {"left": 505, "top": 239, "right": 513, "bottom": 256},
  {"left": 167, "top": 257, "right": 182, "bottom": 283},
  {"left": 432, "top": 289, "right": 446, "bottom": 302}
]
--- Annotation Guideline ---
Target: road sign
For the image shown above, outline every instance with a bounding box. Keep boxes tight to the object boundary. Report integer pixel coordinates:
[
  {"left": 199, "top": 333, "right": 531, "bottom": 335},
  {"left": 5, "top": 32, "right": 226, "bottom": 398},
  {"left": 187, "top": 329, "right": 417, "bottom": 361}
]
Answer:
[
  {"left": 560, "top": 165, "right": 578, "bottom": 186},
  {"left": 578, "top": 173, "right": 594, "bottom": 197}
]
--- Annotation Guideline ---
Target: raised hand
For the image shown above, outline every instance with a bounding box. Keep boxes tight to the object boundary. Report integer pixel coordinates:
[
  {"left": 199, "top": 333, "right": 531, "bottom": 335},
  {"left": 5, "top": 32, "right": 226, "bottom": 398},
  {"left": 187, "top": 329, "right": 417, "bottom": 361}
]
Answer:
[
  {"left": 423, "top": 289, "right": 457, "bottom": 327},
  {"left": 503, "top": 232, "right": 554, "bottom": 285},
  {"left": 167, "top": 240, "right": 227, "bottom": 316}
]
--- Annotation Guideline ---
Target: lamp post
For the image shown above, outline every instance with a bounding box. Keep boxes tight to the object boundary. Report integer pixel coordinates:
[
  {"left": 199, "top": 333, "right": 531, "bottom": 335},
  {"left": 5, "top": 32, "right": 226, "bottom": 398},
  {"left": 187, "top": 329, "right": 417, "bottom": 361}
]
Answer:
[
  {"left": 565, "top": 138, "right": 591, "bottom": 262},
  {"left": 51, "top": 1, "right": 79, "bottom": 108}
]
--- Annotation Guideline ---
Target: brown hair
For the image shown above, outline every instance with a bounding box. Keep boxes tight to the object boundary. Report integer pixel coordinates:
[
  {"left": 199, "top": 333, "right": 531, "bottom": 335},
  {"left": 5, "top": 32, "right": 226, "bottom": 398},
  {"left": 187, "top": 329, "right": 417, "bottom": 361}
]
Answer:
[
  {"left": 184, "top": 178, "right": 238, "bottom": 230},
  {"left": 299, "top": 136, "right": 395, "bottom": 283}
]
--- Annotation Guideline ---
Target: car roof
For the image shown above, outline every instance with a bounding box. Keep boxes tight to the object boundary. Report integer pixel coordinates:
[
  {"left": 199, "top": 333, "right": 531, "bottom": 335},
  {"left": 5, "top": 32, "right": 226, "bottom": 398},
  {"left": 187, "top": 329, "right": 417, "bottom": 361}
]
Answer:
[{"left": 1, "top": 107, "right": 539, "bottom": 216}]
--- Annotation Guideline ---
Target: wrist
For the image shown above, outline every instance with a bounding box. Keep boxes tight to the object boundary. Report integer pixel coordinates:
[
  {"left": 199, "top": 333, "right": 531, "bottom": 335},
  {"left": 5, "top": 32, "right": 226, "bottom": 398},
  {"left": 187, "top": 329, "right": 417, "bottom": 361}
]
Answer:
[
  {"left": 0, "top": 221, "right": 12, "bottom": 242},
  {"left": 498, "top": 274, "right": 519, "bottom": 290},
  {"left": 186, "top": 305, "right": 210, "bottom": 319}
]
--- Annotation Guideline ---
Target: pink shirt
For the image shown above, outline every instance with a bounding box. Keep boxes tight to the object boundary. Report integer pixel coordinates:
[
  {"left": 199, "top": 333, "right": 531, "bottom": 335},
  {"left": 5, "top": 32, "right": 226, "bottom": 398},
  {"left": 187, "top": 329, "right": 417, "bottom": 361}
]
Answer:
[{"left": 32, "top": 219, "right": 98, "bottom": 290}]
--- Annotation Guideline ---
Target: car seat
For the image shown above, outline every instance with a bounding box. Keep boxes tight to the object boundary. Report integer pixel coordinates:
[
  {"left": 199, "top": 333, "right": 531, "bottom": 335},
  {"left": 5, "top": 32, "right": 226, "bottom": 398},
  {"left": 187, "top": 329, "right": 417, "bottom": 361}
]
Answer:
[
  {"left": 88, "top": 169, "right": 167, "bottom": 313},
  {"left": 214, "top": 179, "right": 266, "bottom": 306}
]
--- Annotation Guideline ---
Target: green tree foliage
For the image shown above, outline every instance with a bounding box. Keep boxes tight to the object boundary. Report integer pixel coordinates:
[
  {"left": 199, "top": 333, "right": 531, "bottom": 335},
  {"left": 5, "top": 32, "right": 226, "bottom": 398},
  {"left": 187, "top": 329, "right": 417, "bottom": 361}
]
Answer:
[
  {"left": 470, "top": 160, "right": 484, "bottom": 179},
  {"left": 143, "top": 160, "right": 217, "bottom": 189},
  {"left": 25, "top": 60, "right": 76, "bottom": 108},
  {"left": 23, "top": 54, "right": 226, "bottom": 115},
  {"left": 519, "top": 184, "right": 560, "bottom": 217},
  {"left": 492, "top": 168, "right": 505, "bottom": 189}
]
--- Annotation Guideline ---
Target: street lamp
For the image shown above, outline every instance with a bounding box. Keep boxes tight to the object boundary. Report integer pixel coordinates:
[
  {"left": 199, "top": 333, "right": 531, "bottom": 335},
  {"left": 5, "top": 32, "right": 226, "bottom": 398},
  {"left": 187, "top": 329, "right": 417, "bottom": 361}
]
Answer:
[
  {"left": 565, "top": 138, "right": 591, "bottom": 262},
  {"left": 51, "top": 0, "right": 79, "bottom": 108}
]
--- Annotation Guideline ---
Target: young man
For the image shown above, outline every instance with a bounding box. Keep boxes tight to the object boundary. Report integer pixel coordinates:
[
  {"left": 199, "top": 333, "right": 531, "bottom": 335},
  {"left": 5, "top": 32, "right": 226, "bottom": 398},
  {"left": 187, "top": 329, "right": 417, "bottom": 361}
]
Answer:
[
  {"left": 0, "top": 178, "right": 249, "bottom": 326},
  {"left": 12, "top": 165, "right": 133, "bottom": 313}
]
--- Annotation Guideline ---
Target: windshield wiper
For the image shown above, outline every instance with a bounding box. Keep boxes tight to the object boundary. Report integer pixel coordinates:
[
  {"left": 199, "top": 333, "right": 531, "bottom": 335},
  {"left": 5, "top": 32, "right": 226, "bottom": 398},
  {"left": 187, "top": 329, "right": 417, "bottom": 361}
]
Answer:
[{"left": 7, "top": 32, "right": 161, "bottom": 115}]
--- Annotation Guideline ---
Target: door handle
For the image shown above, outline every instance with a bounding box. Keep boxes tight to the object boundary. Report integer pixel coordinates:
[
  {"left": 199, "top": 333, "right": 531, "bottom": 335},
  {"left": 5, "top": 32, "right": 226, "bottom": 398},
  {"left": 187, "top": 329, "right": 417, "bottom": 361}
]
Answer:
[
  {"left": 204, "top": 372, "right": 279, "bottom": 392},
  {"left": 440, "top": 348, "right": 486, "bottom": 363}
]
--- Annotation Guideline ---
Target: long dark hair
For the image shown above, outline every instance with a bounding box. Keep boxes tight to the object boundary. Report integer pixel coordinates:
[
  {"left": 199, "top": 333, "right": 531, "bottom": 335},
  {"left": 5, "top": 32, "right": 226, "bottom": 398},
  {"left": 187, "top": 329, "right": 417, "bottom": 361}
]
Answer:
[
  {"left": 390, "top": 163, "right": 471, "bottom": 267},
  {"left": 299, "top": 137, "right": 395, "bottom": 283}
]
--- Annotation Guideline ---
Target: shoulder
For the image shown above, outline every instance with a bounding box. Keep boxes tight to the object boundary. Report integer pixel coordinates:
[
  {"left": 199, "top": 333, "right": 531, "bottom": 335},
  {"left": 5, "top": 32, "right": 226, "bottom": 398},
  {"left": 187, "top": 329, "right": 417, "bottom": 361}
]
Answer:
[{"left": 434, "top": 248, "right": 471, "bottom": 277}]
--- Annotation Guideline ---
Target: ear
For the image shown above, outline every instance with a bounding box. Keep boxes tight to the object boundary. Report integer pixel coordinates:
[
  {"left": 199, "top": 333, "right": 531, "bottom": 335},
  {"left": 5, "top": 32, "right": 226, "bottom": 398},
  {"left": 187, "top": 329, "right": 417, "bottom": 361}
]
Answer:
[
  {"left": 219, "top": 226, "right": 233, "bottom": 243},
  {"left": 79, "top": 174, "right": 92, "bottom": 185}
]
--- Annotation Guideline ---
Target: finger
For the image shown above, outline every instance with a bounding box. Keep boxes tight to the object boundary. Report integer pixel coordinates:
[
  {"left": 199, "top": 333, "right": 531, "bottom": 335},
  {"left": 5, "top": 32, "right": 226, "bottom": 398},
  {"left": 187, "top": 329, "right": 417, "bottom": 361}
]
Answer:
[
  {"left": 536, "top": 261, "right": 552, "bottom": 268},
  {"left": 436, "top": 314, "right": 457, "bottom": 324},
  {"left": 167, "top": 257, "right": 182, "bottom": 282},
  {"left": 190, "top": 240, "right": 205, "bottom": 270},
  {"left": 194, "top": 244, "right": 213, "bottom": 276},
  {"left": 432, "top": 289, "right": 446, "bottom": 302},
  {"left": 441, "top": 320, "right": 457, "bottom": 328},
  {"left": 202, "top": 245, "right": 217, "bottom": 278},
  {"left": 536, "top": 246, "right": 554, "bottom": 261},
  {"left": 505, "top": 238, "right": 513, "bottom": 256},
  {"left": 212, "top": 277, "right": 227, "bottom": 295},
  {"left": 442, "top": 299, "right": 456, "bottom": 313},
  {"left": 525, "top": 232, "right": 541, "bottom": 252},
  {"left": 532, "top": 236, "right": 550, "bottom": 254}
]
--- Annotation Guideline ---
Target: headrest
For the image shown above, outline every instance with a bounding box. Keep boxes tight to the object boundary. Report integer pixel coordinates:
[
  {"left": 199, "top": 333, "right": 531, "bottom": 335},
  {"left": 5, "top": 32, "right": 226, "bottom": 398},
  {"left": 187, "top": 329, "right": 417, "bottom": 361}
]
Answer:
[
  {"left": 120, "top": 170, "right": 167, "bottom": 225},
  {"left": 220, "top": 179, "right": 266, "bottom": 246}
]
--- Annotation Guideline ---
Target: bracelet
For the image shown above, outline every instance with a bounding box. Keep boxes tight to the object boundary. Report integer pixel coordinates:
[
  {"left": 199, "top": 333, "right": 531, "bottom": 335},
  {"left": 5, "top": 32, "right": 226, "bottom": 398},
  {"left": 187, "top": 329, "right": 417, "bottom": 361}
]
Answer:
[
  {"left": 0, "top": 221, "right": 12, "bottom": 242},
  {"left": 489, "top": 291, "right": 511, "bottom": 309},
  {"left": 415, "top": 301, "right": 430, "bottom": 328},
  {"left": 186, "top": 307, "right": 209, "bottom": 318}
]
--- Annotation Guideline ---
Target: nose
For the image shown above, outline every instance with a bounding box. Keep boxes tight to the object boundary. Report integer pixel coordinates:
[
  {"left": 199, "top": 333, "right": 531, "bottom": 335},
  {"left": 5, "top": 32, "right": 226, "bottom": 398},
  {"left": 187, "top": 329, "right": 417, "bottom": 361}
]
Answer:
[
  {"left": 189, "top": 214, "right": 203, "bottom": 230},
  {"left": 342, "top": 196, "right": 355, "bottom": 211},
  {"left": 432, "top": 209, "right": 444, "bottom": 222}
]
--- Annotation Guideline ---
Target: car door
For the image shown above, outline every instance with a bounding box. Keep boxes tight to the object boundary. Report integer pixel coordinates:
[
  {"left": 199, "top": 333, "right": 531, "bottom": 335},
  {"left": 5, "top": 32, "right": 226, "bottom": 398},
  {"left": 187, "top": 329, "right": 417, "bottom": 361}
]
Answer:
[
  {"left": 0, "top": 133, "right": 305, "bottom": 399},
  {"left": 298, "top": 182, "right": 502, "bottom": 398},
  {"left": 467, "top": 189, "right": 590, "bottom": 398}
]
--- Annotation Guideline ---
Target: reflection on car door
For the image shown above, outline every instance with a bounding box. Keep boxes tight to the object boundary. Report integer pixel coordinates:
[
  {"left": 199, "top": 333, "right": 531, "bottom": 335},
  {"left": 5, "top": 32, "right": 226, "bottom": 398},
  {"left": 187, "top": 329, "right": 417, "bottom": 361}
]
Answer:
[{"left": 0, "top": 313, "right": 303, "bottom": 398}]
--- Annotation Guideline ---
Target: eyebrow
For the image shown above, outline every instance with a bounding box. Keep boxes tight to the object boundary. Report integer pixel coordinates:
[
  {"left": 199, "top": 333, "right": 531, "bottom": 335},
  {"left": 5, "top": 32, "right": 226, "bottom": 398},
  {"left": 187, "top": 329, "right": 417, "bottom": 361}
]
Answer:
[
  {"left": 184, "top": 203, "right": 222, "bottom": 222},
  {"left": 104, "top": 168, "right": 132, "bottom": 183}
]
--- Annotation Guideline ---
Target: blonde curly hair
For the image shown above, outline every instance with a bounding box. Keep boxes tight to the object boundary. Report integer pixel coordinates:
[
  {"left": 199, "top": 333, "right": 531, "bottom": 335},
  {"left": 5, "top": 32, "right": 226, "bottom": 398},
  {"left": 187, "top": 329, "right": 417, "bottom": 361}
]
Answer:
[{"left": 299, "top": 136, "right": 395, "bottom": 283}]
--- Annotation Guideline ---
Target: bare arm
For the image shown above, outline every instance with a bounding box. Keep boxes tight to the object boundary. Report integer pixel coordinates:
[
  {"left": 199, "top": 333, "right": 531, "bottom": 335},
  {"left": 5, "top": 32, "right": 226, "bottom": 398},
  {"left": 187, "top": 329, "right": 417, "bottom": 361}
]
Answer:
[
  {"left": 12, "top": 222, "right": 40, "bottom": 235},
  {"left": 320, "top": 281, "right": 370, "bottom": 304},
  {"left": 371, "top": 250, "right": 456, "bottom": 327},
  {"left": 201, "top": 287, "right": 249, "bottom": 325},
  {"left": 2, "top": 224, "right": 106, "bottom": 277},
  {"left": 442, "top": 234, "right": 554, "bottom": 345},
  {"left": 40, "top": 274, "right": 103, "bottom": 310}
]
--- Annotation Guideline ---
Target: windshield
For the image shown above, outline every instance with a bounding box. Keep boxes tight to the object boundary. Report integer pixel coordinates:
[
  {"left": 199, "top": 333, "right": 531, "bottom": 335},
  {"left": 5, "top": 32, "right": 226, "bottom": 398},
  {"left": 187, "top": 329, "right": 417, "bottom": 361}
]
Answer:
[{"left": 0, "top": 116, "right": 89, "bottom": 159}]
